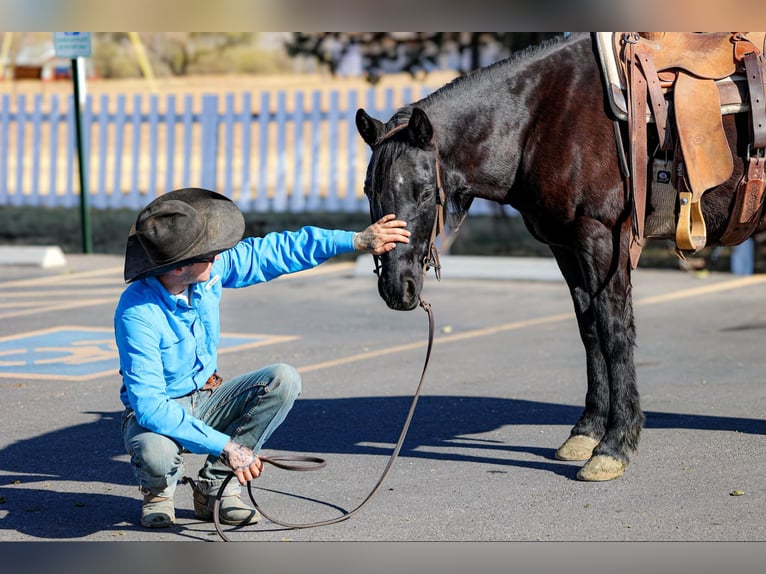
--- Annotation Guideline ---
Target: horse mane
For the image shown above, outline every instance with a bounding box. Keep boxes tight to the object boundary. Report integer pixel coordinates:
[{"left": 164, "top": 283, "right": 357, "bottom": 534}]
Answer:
[
  {"left": 381, "top": 33, "right": 581, "bottom": 232},
  {"left": 427, "top": 32, "right": 579, "bottom": 102}
]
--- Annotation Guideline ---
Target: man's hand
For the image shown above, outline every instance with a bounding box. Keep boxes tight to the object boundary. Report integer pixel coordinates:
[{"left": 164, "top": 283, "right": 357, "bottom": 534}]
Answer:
[
  {"left": 354, "top": 214, "right": 410, "bottom": 256},
  {"left": 221, "top": 440, "right": 263, "bottom": 485}
]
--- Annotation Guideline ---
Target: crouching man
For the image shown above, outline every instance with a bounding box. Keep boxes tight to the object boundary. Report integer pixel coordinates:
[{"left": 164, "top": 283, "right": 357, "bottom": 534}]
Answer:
[{"left": 114, "top": 188, "right": 409, "bottom": 528}]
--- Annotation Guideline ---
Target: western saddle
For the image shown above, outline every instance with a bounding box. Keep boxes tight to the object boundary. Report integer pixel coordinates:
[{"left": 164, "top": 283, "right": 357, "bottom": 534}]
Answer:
[{"left": 595, "top": 32, "right": 766, "bottom": 268}]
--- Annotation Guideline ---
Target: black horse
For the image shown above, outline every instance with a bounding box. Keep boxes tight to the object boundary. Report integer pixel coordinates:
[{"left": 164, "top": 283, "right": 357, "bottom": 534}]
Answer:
[{"left": 355, "top": 32, "right": 759, "bottom": 481}]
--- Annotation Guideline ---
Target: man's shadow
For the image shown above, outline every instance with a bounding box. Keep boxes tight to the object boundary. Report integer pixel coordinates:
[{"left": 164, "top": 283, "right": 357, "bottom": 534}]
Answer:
[
  {"left": 1, "top": 397, "right": 763, "bottom": 539},
  {"left": 0, "top": 410, "right": 134, "bottom": 539}
]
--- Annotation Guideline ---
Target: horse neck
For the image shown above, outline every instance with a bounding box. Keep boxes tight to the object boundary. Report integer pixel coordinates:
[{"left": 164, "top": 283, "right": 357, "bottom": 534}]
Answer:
[
  {"left": 418, "top": 102, "right": 516, "bottom": 204},
  {"left": 421, "top": 34, "right": 594, "bottom": 203}
]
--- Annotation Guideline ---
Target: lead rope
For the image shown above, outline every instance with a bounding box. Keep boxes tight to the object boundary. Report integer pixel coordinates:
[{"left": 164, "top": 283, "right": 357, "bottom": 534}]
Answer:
[
  {"left": 204, "top": 297, "right": 436, "bottom": 541},
  {"left": 198, "top": 120, "right": 444, "bottom": 541}
]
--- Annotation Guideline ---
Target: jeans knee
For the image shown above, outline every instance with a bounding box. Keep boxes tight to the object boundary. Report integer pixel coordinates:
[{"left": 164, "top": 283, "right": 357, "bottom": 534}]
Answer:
[
  {"left": 132, "top": 435, "right": 183, "bottom": 479},
  {"left": 270, "top": 362, "right": 302, "bottom": 401}
]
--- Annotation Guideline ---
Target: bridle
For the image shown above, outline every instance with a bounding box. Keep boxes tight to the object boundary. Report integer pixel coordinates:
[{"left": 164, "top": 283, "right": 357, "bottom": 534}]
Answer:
[
  {"left": 197, "top": 120, "right": 446, "bottom": 541},
  {"left": 369, "top": 122, "right": 447, "bottom": 282}
]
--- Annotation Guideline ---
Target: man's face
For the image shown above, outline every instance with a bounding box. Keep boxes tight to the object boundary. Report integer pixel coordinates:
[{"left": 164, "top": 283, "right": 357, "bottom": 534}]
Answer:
[{"left": 182, "top": 256, "right": 217, "bottom": 284}]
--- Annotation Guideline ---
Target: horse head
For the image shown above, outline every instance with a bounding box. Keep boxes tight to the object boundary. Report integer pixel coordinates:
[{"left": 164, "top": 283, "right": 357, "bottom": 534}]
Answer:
[{"left": 356, "top": 106, "right": 447, "bottom": 311}]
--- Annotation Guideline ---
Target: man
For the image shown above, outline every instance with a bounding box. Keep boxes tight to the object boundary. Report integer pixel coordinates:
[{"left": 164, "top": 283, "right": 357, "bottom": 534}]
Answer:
[{"left": 114, "top": 187, "right": 410, "bottom": 528}]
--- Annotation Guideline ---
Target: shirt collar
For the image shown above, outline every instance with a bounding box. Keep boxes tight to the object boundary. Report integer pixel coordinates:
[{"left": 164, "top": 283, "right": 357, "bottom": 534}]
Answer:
[{"left": 143, "top": 275, "right": 193, "bottom": 310}]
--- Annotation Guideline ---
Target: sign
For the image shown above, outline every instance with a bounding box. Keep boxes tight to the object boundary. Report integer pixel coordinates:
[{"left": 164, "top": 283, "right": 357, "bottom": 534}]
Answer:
[
  {"left": 0, "top": 326, "right": 293, "bottom": 381},
  {"left": 53, "top": 32, "right": 92, "bottom": 58}
]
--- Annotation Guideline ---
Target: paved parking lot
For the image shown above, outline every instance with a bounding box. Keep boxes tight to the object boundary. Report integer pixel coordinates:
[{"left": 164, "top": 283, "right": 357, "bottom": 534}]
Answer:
[{"left": 0, "top": 253, "right": 765, "bottom": 545}]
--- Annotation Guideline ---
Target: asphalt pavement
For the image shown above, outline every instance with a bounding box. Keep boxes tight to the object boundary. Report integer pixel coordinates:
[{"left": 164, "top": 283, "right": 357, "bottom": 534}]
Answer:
[{"left": 0, "top": 252, "right": 765, "bottom": 547}]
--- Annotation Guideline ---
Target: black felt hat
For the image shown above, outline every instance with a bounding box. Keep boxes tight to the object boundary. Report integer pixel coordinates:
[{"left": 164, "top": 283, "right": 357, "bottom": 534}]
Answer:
[{"left": 123, "top": 188, "right": 245, "bottom": 283}]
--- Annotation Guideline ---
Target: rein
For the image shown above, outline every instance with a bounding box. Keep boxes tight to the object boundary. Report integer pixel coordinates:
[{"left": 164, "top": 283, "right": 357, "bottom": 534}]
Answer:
[
  {"left": 198, "top": 298, "right": 436, "bottom": 541},
  {"left": 199, "top": 119, "right": 446, "bottom": 542}
]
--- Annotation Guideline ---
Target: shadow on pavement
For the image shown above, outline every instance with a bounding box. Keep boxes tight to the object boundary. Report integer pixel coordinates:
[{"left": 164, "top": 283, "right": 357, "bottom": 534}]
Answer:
[{"left": 1, "top": 397, "right": 763, "bottom": 539}]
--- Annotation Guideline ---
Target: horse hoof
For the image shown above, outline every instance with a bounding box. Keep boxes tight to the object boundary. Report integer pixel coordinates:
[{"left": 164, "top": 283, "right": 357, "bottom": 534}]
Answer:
[
  {"left": 555, "top": 435, "right": 599, "bottom": 461},
  {"left": 576, "top": 455, "right": 626, "bottom": 481}
]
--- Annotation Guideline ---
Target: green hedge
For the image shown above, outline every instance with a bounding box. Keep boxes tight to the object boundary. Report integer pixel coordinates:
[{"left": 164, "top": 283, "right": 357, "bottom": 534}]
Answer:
[{"left": 0, "top": 205, "right": 740, "bottom": 271}]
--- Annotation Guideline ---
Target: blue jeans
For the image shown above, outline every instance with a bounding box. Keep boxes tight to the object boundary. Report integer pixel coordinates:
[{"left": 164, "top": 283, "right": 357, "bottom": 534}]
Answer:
[{"left": 121, "top": 363, "right": 301, "bottom": 499}]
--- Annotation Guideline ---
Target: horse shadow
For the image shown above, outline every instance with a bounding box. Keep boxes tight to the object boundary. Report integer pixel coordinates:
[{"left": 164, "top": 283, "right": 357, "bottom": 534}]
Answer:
[
  {"left": 265, "top": 395, "right": 766, "bottom": 465},
  {"left": 0, "top": 397, "right": 763, "bottom": 539}
]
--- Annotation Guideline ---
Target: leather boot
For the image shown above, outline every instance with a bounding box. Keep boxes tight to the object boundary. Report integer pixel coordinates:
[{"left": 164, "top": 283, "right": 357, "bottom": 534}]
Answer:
[
  {"left": 141, "top": 493, "right": 175, "bottom": 528},
  {"left": 193, "top": 489, "right": 261, "bottom": 526}
]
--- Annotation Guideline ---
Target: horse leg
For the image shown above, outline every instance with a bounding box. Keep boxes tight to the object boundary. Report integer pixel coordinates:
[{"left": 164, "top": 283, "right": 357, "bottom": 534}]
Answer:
[
  {"left": 552, "top": 219, "right": 645, "bottom": 481},
  {"left": 549, "top": 245, "right": 609, "bottom": 462}
]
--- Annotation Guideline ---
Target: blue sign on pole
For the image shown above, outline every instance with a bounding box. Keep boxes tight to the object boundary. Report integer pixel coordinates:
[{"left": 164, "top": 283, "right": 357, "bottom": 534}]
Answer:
[{"left": 53, "top": 32, "right": 92, "bottom": 58}]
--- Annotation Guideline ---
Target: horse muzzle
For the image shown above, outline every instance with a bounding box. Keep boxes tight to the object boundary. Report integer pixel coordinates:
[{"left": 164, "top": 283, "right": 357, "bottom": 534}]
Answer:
[{"left": 377, "top": 269, "right": 422, "bottom": 311}]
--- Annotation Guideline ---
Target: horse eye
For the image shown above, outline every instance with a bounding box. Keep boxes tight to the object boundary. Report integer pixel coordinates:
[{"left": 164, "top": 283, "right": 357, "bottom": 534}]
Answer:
[{"left": 419, "top": 186, "right": 435, "bottom": 203}]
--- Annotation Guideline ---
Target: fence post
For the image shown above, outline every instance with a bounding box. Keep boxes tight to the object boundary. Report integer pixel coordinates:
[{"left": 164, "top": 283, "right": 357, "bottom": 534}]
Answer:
[
  {"left": 343, "top": 90, "right": 359, "bottom": 212},
  {"left": 13, "top": 94, "right": 25, "bottom": 206},
  {"left": 256, "top": 91, "right": 270, "bottom": 212},
  {"left": 239, "top": 92, "right": 252, "bottom": 210},
  {"left": 326, "top": 90, "right": 340, "bottom": 211},
  {"left": 0, "top": 94, "right": 8, "bottom": 205},
  {"left": 71, "top": 59, "right": 92, "bottom": 253},
  {"left": 290, "top": 91, "right": 305, "bottom": 213},
  {"left": 273, "top": 91, "right": 287, "bottom": 212},
  {"left": 200, "top": 94, "right": 219, "bottom": 190}
]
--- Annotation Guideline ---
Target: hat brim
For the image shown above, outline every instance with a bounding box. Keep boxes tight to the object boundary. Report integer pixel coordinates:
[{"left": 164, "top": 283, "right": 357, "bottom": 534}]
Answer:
[{"left": 124, "top": 188, "right": 245, "bottom": 283}]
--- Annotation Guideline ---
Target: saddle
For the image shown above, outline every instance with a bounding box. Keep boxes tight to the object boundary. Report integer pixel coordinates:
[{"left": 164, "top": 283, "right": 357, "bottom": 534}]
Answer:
[{"left": 596, "top": 32, "right": 766, "bottom": 267}]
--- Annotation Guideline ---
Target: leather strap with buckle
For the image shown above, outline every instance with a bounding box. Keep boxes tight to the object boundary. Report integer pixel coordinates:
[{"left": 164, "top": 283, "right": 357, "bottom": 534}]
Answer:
[{"left": 200, "top": 372, "right": 223, "bottom": 392}]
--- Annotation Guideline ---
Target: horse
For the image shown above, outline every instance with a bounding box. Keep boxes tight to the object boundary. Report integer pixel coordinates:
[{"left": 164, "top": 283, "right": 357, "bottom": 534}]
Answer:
[{"left": 355, "top": 32, "right": 763, "bottom": 481}]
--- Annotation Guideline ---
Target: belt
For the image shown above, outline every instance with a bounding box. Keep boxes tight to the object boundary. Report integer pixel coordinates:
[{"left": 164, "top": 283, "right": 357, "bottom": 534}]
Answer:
[{"left": 200, "top": 372, "right": 223, "bottom": 392}]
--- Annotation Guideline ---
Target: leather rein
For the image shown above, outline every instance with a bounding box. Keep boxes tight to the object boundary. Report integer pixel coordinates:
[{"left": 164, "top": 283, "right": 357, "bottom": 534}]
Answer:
[{"left": 205, "top": 121, "right": 446, "bottom": 541}]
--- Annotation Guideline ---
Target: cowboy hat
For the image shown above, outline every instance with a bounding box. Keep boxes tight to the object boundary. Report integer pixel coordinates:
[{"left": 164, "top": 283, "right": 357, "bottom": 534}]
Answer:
[{"left": 123, "top": 188, "right": 245, "bottom": 283}]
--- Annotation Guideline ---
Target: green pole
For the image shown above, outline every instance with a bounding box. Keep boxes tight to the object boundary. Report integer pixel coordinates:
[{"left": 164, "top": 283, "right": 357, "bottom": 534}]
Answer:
[{"left": 71, "top": 57, "right": 92, "bottom": 254}]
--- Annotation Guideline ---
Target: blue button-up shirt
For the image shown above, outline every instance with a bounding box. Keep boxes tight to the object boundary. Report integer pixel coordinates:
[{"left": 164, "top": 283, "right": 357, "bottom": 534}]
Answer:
[{"left": 114, "top": 226, "right": 355, "bottom": 456}]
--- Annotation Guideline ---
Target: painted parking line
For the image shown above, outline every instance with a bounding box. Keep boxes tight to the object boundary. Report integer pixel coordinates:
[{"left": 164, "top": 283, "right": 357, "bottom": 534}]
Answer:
[
  {"left": 298, "top": 273, "right": 766, "bottom": 374},
  {"left": 0, "top": 262, "right": 357, "bottom": 381},
  {"left": 0, "top": 266, "right": 124, "bottom": 290},
  {"left": 0, "top": 326, "right": 298, "bottom": 381}
]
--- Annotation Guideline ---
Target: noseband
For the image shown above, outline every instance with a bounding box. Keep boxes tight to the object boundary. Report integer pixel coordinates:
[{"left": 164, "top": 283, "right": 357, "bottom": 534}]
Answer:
[{"left": 370, "top": 122, "right": 446, "bottom": 281}]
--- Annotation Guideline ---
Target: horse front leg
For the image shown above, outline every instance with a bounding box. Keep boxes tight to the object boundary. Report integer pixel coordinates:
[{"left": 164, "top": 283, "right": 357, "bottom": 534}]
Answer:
[
  {"left": 549, "top": 245, "right": 610, "bottom": 463},
  {"left": 579, "top": 275, "right": 644, "bottom": 480},
  {"left": 550, "top": 217, "right": 644, "bottom": 481}
]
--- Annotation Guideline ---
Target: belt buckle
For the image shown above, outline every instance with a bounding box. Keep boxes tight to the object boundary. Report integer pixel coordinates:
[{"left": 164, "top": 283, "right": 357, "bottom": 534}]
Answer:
[{"left": 201, "top": 372, "right": 222, "bottom": 392}]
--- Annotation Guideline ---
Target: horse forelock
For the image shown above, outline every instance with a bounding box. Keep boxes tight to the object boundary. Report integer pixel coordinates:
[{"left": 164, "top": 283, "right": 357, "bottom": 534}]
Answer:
[{"left": 367, "top": 105, "right": 474, "bottom": 231}]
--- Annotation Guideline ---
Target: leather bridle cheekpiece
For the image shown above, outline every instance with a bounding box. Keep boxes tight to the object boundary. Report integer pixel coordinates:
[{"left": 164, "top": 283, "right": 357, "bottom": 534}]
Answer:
[{"left": 370, "top": 121, "right": 446, "bottom": 282}]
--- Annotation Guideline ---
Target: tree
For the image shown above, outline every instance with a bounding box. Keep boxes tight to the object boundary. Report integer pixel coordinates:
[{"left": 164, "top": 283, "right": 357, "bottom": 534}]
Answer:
[
  {"left": 145, "top": 33, "right": 256, "bottom": 76},
  {"left": 284, "top": 32, "right": 561, "bottom": 83},
  {"left": 91, "top": 32, "right": 258, "bottom": 78}
]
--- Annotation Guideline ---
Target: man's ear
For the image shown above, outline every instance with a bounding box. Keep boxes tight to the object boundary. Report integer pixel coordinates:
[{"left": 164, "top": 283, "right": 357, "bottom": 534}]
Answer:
[{"left": 169, "top": 266, "right": 187, "bottom": 277}]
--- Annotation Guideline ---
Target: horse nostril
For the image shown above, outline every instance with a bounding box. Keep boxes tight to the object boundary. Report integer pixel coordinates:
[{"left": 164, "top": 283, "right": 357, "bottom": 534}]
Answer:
[{"left": 404, "top": 278, "right": 418, "bottom": 302}]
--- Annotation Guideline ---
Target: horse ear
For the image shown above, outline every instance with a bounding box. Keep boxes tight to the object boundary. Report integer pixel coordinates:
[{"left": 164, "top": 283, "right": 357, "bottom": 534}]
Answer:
[
  {"left": 356, "top": 109, "right": 384, "bottom": 147},
  {"left": 408, "top": 107, "right": 434, "bottom": 149}
]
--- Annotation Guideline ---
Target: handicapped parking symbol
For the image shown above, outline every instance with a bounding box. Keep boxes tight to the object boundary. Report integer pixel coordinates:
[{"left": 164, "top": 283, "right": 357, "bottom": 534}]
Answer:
[{"left": 0, "top": 326, "right": 294, "bottom": 381}]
